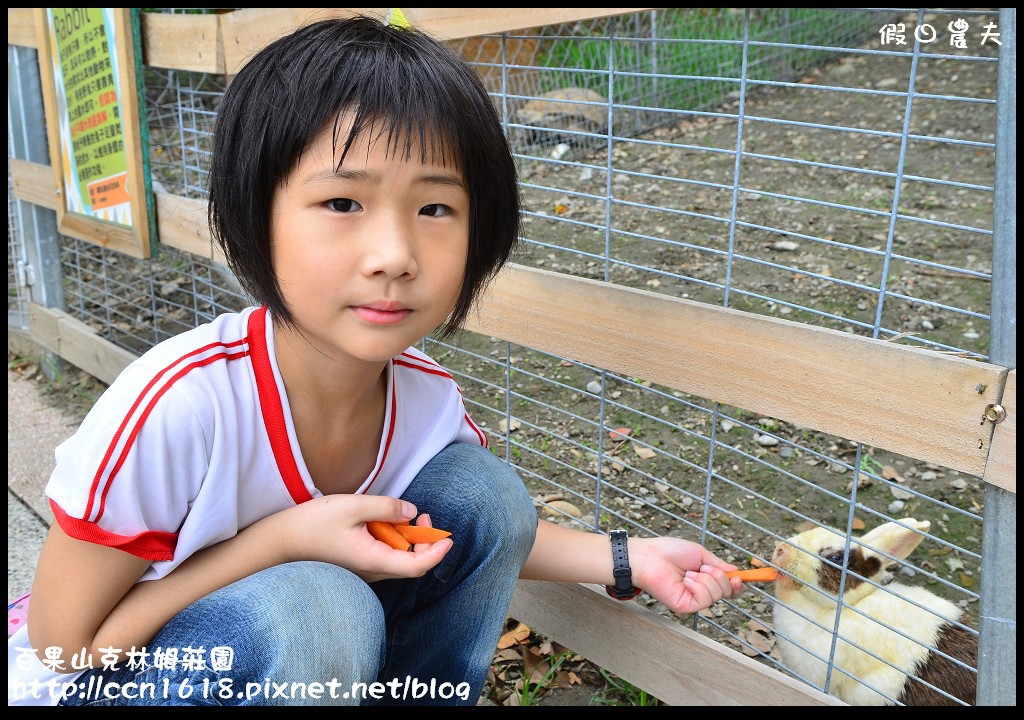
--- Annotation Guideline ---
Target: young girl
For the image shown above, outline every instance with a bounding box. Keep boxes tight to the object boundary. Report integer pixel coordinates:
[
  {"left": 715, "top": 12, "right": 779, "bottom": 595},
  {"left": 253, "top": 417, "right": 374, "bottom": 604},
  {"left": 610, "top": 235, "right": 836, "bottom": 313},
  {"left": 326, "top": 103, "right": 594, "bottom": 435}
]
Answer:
[{"left": 8, "top": 15, "right": 741, "bottom": 706}]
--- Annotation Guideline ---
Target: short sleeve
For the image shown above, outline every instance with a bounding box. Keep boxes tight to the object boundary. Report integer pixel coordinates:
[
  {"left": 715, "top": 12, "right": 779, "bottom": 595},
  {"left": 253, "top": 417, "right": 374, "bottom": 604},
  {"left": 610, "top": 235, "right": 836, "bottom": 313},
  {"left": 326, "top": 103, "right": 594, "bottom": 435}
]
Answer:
[{"left": 46, "top": 363, "right": 210, "bottom": 561}]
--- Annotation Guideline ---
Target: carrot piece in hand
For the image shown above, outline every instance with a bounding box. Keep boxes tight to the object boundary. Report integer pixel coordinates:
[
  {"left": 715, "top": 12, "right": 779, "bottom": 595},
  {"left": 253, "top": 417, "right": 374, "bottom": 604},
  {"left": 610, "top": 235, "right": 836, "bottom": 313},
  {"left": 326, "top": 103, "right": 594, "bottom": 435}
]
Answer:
[
  {"left": 394, "top": 524, "right": 452, "bottom": 544},
  {"left": 726, "top": 567, "right": 779, "bottom": 582},
  {"left": 366, "top": 520, "right": 412, "bottom": 551}
]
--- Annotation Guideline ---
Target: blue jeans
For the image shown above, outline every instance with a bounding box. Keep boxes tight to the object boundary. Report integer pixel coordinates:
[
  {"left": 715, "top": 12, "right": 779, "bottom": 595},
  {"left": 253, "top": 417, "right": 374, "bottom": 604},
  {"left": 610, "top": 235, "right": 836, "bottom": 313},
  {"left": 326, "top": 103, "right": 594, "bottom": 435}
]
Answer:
[{"left": 59, "top": 443, "right": 538, "bottom": 706}]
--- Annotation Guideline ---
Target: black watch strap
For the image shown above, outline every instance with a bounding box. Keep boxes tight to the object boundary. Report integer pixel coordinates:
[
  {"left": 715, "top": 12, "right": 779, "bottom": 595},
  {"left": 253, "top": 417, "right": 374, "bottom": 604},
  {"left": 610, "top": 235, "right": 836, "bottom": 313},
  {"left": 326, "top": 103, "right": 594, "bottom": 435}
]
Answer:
[{"left": 605, "top": 530, "right": 641, "bottom": 600}]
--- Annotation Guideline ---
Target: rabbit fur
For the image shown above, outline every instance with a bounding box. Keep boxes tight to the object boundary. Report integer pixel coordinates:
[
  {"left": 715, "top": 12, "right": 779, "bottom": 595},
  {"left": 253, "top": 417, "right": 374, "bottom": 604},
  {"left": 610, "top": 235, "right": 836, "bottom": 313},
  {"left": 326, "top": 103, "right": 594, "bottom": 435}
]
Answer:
[{"left": 770, "top": 518, "right": 977, "bottom": 706}]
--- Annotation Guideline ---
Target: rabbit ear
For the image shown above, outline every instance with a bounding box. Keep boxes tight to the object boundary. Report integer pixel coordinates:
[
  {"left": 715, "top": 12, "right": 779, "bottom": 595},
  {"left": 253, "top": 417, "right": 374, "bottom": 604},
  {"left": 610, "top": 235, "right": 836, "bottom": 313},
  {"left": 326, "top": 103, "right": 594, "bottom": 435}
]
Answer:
[{"left": 856, "top": 518, "right": 931, "bottom": 567}]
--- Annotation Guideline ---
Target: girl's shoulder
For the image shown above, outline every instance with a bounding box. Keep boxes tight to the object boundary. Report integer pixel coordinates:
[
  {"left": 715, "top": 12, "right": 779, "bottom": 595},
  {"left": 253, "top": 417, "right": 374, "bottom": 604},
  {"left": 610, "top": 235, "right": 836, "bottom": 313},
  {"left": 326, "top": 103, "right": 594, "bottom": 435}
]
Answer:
[
  {"left": 95, "top": 307, "right": 262, "bottom": 417},
  {"left": 136, "top": 307, "right": 258, "bottom": 365},
  {"left": 393, "top": 346, "right": 459, "bottom": 384}
]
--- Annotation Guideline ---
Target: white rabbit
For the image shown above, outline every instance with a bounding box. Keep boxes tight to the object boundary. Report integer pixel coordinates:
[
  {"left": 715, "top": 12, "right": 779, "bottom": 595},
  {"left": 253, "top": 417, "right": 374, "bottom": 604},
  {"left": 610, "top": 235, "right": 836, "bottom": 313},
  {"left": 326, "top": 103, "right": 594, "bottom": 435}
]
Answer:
[{"left": 770, "top": 518, "right": 977, "bottom": 706}]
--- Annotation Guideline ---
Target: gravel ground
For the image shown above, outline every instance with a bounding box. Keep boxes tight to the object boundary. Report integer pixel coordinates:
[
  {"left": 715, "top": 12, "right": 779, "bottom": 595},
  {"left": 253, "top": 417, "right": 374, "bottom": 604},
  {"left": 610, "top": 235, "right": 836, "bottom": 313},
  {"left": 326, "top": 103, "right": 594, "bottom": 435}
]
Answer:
[{"left": 7, "top": 367, "right": 69, "bottom": 604}]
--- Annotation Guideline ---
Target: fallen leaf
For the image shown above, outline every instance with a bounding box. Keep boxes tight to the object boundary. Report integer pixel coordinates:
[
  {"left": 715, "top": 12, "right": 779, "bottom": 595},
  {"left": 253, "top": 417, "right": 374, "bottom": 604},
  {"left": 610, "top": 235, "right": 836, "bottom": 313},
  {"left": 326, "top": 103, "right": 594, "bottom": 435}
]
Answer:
[
  {"left": 881, "top": 465, "right": 906, "bottom": 483},
  {"left": 846, "top": 475, "right": 873, "bottom": 492},
  {"left": 851, "top": 516, "right": 866, "bottom": 530},
  {"left": 499, "top": 418, "right": 522, "bottom": 433},
  {"left": 633, "top": 445, "right": 657, "bottom": 459},
  {"left": 738, "top": 627, "right": 775, "bottom": 656},
  {"left": 512, "top": 623, "right": 531, "bottom": 642},
  {"left": 544, "top": 499, "right": 582, "bottom": 518},
  {"left": 497, "top": 621, "right": 532, "bottom": 649},
  {"left": 496, "top": 633, "right": 517, "bottom": 650},
  {"left": 609, "top": 427, "right": 632, "bottom": 441},
  {"left": 522, "top": 651, "right": 551, "bottom": 685}
]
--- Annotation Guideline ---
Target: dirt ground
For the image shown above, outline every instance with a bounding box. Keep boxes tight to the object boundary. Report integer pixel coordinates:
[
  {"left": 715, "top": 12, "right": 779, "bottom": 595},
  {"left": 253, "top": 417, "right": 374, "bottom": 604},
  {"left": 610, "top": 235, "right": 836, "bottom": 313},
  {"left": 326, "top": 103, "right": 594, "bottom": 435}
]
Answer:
[
  {"left": 13, "top": 10, "right": 1000, "bottom": 706},
  {"left": 444, "top": 13, "right": 999, "bottom": 705}
]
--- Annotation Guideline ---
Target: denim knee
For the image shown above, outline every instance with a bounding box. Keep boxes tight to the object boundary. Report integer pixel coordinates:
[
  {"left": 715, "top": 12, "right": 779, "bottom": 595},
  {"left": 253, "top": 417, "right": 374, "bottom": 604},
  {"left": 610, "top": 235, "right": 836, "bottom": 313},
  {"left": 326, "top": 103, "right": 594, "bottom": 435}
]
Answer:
[
  {"left": 415, "top": 443, "right": 537, "bottom": 562},
  {"left": 216, "top": 561, "right": 386, "bottom": 682},
  {"left": 61, "top": 562, "right": 387, "bottom": 706}
]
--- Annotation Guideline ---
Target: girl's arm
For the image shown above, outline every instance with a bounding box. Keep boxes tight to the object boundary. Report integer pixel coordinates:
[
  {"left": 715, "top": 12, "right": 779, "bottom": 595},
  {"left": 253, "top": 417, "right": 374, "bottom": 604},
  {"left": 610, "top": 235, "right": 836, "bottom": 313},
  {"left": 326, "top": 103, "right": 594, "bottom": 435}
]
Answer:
[
  {"left": 28, "top": 494, "right": 449, "bottom": 666},
  {"left": 30, "top": 507, "right": 301, "bottom": 663},
  {"left": 519, "top": 519, "right": 742, "bottom": 615}
]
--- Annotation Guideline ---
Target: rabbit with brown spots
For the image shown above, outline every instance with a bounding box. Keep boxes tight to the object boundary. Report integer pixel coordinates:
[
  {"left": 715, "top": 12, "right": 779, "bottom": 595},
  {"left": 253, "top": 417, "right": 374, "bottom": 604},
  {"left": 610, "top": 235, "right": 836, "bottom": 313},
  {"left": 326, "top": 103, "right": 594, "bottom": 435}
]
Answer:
[{"left": 770, "top": 519, "right": 977, "bottom": 706}]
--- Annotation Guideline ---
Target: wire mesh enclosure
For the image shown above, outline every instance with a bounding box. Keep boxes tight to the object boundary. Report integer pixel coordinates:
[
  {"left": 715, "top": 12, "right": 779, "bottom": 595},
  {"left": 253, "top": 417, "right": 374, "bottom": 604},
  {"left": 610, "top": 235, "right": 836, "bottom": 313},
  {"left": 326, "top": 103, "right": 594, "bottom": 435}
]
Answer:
[{"left": 8, "top": 7, "right": 1013, "bottom": 706}]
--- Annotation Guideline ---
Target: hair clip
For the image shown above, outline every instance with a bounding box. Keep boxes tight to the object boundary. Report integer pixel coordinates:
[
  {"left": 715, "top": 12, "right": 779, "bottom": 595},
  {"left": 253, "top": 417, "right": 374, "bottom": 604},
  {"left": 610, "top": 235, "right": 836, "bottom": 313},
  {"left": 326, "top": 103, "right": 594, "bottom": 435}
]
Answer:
[{"left": 387, "top": 8, "right": 412, "bottom": 29}]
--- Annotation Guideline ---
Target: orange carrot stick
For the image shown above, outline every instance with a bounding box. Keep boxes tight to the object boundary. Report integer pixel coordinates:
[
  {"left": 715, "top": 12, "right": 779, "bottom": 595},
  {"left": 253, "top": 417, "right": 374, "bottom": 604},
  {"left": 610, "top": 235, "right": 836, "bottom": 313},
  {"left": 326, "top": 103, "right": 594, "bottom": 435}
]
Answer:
[
  {"left": 394, "top": 524, "right": 452, "bottom": 544},
  {"left": 726, "top": 567, "right": 779, "bottom": 582},
  {"left": 366, "top": 520, "right": 411, "bottom": 551}
]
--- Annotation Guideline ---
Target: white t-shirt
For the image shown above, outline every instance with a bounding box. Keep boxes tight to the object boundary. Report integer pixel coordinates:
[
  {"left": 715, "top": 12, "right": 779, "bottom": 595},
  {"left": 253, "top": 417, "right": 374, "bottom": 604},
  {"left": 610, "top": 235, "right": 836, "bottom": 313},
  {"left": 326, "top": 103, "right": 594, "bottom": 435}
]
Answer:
[{"left": 8, "top": 306, "right": 486, "bottom": 706}]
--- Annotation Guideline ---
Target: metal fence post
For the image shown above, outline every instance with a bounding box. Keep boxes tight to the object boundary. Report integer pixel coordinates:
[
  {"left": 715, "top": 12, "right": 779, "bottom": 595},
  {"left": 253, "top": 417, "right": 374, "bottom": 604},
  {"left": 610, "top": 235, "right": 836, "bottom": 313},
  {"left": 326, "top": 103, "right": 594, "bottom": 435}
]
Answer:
[
  {"left": 8, "top": 44, "right": 66, "bottom": 379},
  {"left": 976, "top": 6, "right": 1016, "bottom": 708}
]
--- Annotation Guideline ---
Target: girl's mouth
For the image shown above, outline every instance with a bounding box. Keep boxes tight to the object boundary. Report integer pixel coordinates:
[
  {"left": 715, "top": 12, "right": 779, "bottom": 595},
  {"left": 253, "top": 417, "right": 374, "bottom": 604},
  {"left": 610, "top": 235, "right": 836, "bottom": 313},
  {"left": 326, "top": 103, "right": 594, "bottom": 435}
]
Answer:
[{"left": 352, "top": 304, "right": 412, "bottom": 325}]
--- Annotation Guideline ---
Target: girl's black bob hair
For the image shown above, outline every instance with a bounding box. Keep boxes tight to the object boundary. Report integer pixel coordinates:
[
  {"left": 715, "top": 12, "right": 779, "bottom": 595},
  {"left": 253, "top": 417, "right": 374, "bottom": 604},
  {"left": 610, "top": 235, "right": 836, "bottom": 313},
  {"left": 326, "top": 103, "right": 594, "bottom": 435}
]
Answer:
[{"left": 208, "top": 15, "right": 521, "bottom": 340}]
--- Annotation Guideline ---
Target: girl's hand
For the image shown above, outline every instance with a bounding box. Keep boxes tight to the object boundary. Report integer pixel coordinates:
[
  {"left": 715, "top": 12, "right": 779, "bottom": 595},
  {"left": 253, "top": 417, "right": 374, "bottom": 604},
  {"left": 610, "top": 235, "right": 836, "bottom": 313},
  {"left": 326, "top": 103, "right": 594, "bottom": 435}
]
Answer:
[
  {"left": 628, "top": 536, "right": 743, "bottom": 615},
  {"left": 280, "top": 494, "right": 452, "bottom": 583}
]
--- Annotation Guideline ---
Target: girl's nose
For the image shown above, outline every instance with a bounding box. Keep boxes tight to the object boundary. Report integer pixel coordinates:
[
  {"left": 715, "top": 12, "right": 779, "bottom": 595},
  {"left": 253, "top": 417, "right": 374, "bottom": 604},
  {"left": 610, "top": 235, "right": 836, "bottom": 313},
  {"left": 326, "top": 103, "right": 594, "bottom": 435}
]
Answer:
[{"left": 362, "top": 216, "right": 418, "bottom": 279}]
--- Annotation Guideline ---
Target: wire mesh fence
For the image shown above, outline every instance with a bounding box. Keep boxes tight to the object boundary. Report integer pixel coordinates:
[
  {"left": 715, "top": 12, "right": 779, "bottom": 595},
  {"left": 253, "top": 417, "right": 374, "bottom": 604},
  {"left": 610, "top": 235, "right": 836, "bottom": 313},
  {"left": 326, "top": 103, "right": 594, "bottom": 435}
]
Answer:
[
  {"left": 8, "top": 7, "right": 1012, "bottom": 706},
  {"left": 7, "top": 165, "right": 29, "bottom": 330}
]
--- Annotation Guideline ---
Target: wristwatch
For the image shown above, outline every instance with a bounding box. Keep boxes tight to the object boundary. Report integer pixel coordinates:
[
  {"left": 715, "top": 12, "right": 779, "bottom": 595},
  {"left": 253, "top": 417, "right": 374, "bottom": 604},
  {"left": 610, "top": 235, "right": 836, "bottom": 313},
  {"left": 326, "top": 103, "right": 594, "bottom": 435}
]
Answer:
[{"left": 605, "top": 529, "right": 642, "bottom": 600}]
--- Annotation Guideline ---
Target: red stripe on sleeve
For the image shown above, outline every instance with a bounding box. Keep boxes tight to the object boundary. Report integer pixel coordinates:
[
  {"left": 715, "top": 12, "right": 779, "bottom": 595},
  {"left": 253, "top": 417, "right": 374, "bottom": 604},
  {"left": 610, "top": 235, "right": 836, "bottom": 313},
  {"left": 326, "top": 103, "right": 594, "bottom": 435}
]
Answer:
[{"left": 50, "top": 499, "right": 177, "bottom": 562}]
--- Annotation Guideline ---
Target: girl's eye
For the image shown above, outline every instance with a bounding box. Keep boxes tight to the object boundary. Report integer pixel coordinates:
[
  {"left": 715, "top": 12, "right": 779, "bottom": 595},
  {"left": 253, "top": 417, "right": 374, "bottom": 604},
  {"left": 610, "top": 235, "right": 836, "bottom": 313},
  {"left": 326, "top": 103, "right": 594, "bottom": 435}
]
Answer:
[
  {"left": 420, "top": 203, "right": 452, "bottom": 218},
  {"left": 327, "top": 198, "right": 361, "bottom": 213}
]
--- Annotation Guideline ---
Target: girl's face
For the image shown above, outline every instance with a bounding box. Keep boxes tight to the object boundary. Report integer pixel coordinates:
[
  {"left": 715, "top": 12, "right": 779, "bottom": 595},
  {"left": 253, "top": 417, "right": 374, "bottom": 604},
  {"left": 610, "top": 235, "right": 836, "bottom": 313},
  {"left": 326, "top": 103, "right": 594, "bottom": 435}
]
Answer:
[{"left": 270, "top": 118, "right": 469, "bottom": 364}]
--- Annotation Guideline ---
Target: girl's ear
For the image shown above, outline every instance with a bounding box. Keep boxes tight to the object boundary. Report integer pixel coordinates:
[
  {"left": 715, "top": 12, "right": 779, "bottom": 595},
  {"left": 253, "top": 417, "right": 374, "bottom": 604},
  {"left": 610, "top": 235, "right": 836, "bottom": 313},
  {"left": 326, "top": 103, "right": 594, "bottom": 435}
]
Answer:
[{"left": 855, "top": 518, "right": 930, "bottom": 568}]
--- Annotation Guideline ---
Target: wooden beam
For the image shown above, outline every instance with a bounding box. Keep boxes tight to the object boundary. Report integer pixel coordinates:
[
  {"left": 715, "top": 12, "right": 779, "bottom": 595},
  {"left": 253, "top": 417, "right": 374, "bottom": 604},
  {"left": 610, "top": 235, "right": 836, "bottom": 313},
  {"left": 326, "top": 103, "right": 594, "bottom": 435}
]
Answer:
[
  {"left": 139, "top": 11, "right": 222, "bottom": 73},
  {"left": 218, "top": 8, "right": 389, "bottom": 76},
  {"left": 54, "top": 212, "right": 146, "bottom": 258},
  {"left": 402, "top": 8, "right": 662, "bottom": 40},
  {"left": 174, "top": 8, "right": 661, "bottom": 75},
  {"left": 154, "top": 192, "right": 224, "bottom": 263},
  {"left": 13, "top": 8, "right": 665, "bottom": 70},
  {"left": 509, "top": 580, "right": 845, "bottom": 706},
  {"left": 7, "top": 7, "right": 37, "bottom": 48},
  {"left": 28, "top": 303, "right": 136, "bottom": 386},
  {"left": 467, "top": 264, "right": 1008, "bottom": 477},
  {"left": 9, "top": 159, "right": 58, "bottom": 210}
]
